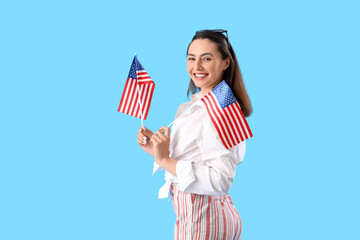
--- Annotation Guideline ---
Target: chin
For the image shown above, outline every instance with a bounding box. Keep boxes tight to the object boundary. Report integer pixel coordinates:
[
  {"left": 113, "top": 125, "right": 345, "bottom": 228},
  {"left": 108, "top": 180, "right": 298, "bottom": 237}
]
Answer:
[{"left": 192, "top": 80, "right": 204, "bottom": 88}]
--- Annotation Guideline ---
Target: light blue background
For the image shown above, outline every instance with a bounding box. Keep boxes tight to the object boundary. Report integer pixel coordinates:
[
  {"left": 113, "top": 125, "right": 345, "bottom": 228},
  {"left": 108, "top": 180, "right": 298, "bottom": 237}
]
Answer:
[{"left": 1, "top": 0, "right": 359, "bottom": 239}]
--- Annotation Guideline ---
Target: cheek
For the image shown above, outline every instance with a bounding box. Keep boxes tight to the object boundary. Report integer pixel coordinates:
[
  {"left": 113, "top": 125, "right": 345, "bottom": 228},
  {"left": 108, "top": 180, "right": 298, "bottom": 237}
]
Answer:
[
  {"left": 213, "top": 63, "right": 224, "bottom": 75},
  {"left": 186, "top": 63, "right": 192, "bottom": 74}
]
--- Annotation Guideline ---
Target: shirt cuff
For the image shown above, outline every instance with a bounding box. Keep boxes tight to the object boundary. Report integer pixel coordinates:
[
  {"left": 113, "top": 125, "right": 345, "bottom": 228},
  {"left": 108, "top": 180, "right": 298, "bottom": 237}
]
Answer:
[
  {"left": 152, "top": 161, "right": 164, "bottom": 175},
  {"left": 176, "top": 160, "right": 196, "bottom": 192}
]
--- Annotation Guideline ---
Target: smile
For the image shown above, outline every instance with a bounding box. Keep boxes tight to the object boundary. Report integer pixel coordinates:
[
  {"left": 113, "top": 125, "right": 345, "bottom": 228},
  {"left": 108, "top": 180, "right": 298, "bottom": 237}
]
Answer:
[{"left": 194, "top": 73, "right": 208, "bottom": 80}]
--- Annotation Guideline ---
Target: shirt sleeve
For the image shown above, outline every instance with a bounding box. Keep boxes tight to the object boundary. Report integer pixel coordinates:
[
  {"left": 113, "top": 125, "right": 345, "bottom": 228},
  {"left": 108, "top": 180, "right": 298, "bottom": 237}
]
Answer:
[
  {"left": 175, "top": 117, "right": 246, "bottom": 196},
  {"left": 152, "top": 102, "right": 189, "bottom": 175}
]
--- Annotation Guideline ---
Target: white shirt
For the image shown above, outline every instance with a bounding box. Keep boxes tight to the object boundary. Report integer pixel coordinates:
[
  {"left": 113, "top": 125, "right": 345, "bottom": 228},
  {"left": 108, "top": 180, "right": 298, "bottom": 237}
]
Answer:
[{"left": 153, "top": 91, "right": 246, "bottom": 199}]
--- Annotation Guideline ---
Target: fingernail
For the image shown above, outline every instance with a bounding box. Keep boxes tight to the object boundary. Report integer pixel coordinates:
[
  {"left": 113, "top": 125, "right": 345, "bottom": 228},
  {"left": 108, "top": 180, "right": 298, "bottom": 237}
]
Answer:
[{"left": 143, "top": 136, "right": 147, "bottom": 140}]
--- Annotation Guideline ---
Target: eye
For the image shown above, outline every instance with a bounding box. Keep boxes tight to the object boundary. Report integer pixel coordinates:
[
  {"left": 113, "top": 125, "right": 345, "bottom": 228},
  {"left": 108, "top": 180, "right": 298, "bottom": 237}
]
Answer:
[
  {"left": 203, "top": 57, "right": 212, "bottom": 61},
  {"left": 187, "top": 57, "right": 195, "bottom": 61}
]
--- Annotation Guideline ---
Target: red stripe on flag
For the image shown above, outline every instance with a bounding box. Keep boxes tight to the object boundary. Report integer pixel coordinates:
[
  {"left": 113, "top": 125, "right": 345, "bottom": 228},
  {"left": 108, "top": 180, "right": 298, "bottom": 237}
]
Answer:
[
  {"left": 223, "top": 107, "right": 241, "bottom": 145},
  {"left": 125, "top": 80, "right": 136, "bottom": 115},
  {"left": 201, "top": 96, "right": 230, "bottom": 149},
  {"left": 129, "top": 86, "right": 139, "bottom": 117},
  {"left": 141, "top": 85, "right": 150, "bottom": 120},
  {"left": 137, "top": 71, "right": 148, "bottom": 75},
  {"left": 209, "top": 93, "right": 236, "bottom": 148},
  {"left": 231, "top": 103, "right": 248, "bottom": 140},
  {"left": 137, "top": 81, "right": 153, "bottom": 85},
  {"left": 205, "top": 95, "right": 231, "bottom": 149},
  {"left": 135, "top": 84, "right": 145, "bottom": 119},
  {"left": 228, "top": 104, "right": 245, "bottom": 141},
  {"left": 122, "top": 78, "right": 136, "bottom": 114},
  {"left": 137, "top": 76, "right": 151, "bottom": 80},
  {"left": 234, "top": 103, "right": 252, "bottom": 139},
  {"left": 143, "top": 83, "right": 154, "bottom": 120},
  {"left": 118, "top": 77, "right": 131, "bottom": 112},
  {"left": 137, "top": 84, "right": 147, "bottom": 119},
  {"left": 236, "top": 103, "right": 253, "bottom": 138}
]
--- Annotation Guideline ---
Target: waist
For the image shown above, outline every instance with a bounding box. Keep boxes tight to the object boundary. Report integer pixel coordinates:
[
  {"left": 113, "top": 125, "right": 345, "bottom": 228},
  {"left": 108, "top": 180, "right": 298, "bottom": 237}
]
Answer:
[{"left": 170, "top": 182, "right": 231, "bottom": 199}]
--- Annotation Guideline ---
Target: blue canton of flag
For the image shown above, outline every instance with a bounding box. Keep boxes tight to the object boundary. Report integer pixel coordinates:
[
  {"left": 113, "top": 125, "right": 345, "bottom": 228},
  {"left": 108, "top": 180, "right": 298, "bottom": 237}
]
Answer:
[
  {"left": 128, "top": 57, "right": 138, "bottom": 79},
  {"left": 128, "top": 57, "right": 146, "bottom": 79},
  {"left": 212, "top": 80, "right": 237, "bottom": 109}
]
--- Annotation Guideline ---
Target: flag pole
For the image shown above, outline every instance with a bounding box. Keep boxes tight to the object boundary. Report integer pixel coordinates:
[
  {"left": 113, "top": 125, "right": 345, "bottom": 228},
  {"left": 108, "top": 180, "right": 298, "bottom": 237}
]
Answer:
[{"left": 135, "top": 53, "right": 145, "bottom": 127}]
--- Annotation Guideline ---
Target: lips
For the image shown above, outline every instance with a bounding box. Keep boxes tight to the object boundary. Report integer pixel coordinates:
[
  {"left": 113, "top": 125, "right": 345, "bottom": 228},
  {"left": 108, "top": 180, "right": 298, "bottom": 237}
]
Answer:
[{"left": 193, "top": 73, "right": 208, "bottom": 81}]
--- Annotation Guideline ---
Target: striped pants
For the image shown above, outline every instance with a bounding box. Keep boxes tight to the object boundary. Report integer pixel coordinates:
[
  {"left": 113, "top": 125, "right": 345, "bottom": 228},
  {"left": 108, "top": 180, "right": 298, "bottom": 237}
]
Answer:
[{"left": 170, "top": 183, "right": 242, "bottom": 240}]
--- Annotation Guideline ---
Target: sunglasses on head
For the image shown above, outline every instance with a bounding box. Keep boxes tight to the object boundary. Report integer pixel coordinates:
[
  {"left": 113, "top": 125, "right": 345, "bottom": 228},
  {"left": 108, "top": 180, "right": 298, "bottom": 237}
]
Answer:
[{"left": 195, "top": 29, "right": 230, "bottom": 47}]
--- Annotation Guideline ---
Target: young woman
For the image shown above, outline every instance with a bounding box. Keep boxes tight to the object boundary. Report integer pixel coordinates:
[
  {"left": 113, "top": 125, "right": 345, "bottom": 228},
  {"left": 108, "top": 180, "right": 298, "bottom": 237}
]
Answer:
[{"left": 137, "top": 29, "right": 252, "bottom": 240}]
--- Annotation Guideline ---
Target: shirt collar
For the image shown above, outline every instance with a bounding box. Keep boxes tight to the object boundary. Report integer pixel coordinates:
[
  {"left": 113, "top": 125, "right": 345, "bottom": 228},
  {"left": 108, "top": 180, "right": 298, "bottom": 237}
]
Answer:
[
  {"left": 188, "top": 92, "right": 205, "bottom": 109},
  {"left": 190, "top": 91, "right": 203, "bottom": 103}
]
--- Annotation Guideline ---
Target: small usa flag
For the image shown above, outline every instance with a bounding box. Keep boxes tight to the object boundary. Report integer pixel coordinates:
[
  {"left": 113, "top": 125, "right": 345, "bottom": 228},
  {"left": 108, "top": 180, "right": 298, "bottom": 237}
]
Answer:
[
  {"left": 117, "top": 55, "right": 155, "bottom": 120},
  {"left": 201, "top": 80, "right": 253, "bottom": 149}
]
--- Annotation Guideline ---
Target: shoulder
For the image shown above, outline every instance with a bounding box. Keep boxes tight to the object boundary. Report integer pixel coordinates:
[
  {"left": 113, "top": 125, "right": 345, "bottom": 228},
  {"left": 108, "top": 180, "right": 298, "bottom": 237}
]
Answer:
[
  {"left": 199, "top": 110, "right": 247, "bottom": 165},
  {"left": 175, "top": 102, "right": 191, "bottom": 118},
  {"left": 175, "top": 92, "right": 202, "bottom": 118}
]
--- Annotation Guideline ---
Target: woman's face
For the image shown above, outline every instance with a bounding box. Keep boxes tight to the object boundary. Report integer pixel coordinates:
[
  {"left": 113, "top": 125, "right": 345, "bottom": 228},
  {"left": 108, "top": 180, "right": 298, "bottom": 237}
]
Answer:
[{"left": 187, "top": 39, "right": 229, "bottom": 96}]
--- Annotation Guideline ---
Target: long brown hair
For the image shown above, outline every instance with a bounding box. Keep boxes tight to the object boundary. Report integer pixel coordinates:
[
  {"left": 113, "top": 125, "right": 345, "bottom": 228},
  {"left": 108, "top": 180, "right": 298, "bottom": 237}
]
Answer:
[{"left": 187, "top": 30, "right": 253, "bottom": 117}]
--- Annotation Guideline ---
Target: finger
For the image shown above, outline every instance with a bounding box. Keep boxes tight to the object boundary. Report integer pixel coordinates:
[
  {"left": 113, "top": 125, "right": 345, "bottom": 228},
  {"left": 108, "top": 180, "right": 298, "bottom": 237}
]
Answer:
[
  {"left": 137, "top": 134, "right": 148, "bottom": 143},
  {"left": 137, "top": 132, "right": 146, "bottom": 140},
  {"left": 138, "top": 127, "right": 148, "bottom": 136},
  {"left": 137, "top": 133, "right": 149, "bottom": 143},
  {"left": 160, "top": 126, "right": 170, "bottom": 138},
  {"left": 141, "top": 126, "right": 154, "bottom": 138},
  {"left": 137, "top": 139, "right": 144, "bottom": 147},
  {"left": 150, "top": 136, "right": 158, "bottom": 145},
  {"left": 152, "top": 133, "right": 161, "bottom": 141},
  {"left": 155, "top": 129, "right": 165, "bottom": 136},
  {"left": 155, "top": 130, "right": 166, "bottom": 141}
]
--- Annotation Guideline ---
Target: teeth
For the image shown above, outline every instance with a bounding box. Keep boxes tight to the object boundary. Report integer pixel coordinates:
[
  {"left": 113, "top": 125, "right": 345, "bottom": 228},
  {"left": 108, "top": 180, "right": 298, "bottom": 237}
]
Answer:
[{"left": 195, "top": 74, "right": 207, "bottom": 77}]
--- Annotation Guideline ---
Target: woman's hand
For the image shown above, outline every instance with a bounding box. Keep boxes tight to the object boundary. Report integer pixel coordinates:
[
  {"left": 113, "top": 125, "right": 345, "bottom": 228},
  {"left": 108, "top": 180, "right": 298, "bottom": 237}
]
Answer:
[
  {"left": 137, "top": 126, "right": 154, "bottom": 156},
  {"left": 151, "top": 126, "right": 171, "bottom": 164}
]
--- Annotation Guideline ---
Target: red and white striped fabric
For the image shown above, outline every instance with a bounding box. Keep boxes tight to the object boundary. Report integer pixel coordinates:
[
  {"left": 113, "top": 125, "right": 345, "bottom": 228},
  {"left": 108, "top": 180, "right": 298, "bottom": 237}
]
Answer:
[
  {"left": 170, "top": 183, "right": 242, "bottom": 240},
  {"left": 117, "top": 56, "right": 155, "bottom": 120},
  {"left": 201, "top": 80, "right": 252, "bottom": 149}
]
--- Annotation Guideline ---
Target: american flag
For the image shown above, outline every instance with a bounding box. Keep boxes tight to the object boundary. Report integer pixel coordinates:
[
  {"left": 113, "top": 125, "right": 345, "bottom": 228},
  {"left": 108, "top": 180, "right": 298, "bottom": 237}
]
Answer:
[
  {"left": 117, "top": 55, "right": 155, "bottom": 120},
  {"left": 201, "top": 80, "right": 253, "bottom": 149}
]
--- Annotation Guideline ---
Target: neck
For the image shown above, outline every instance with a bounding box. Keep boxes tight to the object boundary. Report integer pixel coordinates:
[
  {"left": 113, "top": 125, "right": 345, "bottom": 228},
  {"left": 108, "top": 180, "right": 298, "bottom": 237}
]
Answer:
[
  {"left": 201, "top": 91, "right": 208, "bottom": 97},
  {"left": 200, "top": 80, "right": 222, "bottom": 96},
  {"left": 200, "top": 88, "right": 211, "bottom": 97}
]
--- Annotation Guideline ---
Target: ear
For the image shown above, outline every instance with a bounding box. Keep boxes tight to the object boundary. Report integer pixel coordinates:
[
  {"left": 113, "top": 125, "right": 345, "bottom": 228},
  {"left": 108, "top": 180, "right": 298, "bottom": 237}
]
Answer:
[{"left": 223, "top": 57, "right": 231, "bottom": 71}]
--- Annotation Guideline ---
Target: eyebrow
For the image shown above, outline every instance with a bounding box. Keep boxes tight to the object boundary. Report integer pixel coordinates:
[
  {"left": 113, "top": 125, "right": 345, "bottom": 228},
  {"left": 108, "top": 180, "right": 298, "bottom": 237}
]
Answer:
[{"left": 187, "top": 52, "right": 214, "bottom": 57}]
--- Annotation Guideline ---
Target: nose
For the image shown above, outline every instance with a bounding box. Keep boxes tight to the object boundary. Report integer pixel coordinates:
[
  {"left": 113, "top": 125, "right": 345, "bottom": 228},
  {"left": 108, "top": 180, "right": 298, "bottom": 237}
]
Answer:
[{"left": 195, "top": 59, "right": 203, "bottom": 70}]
